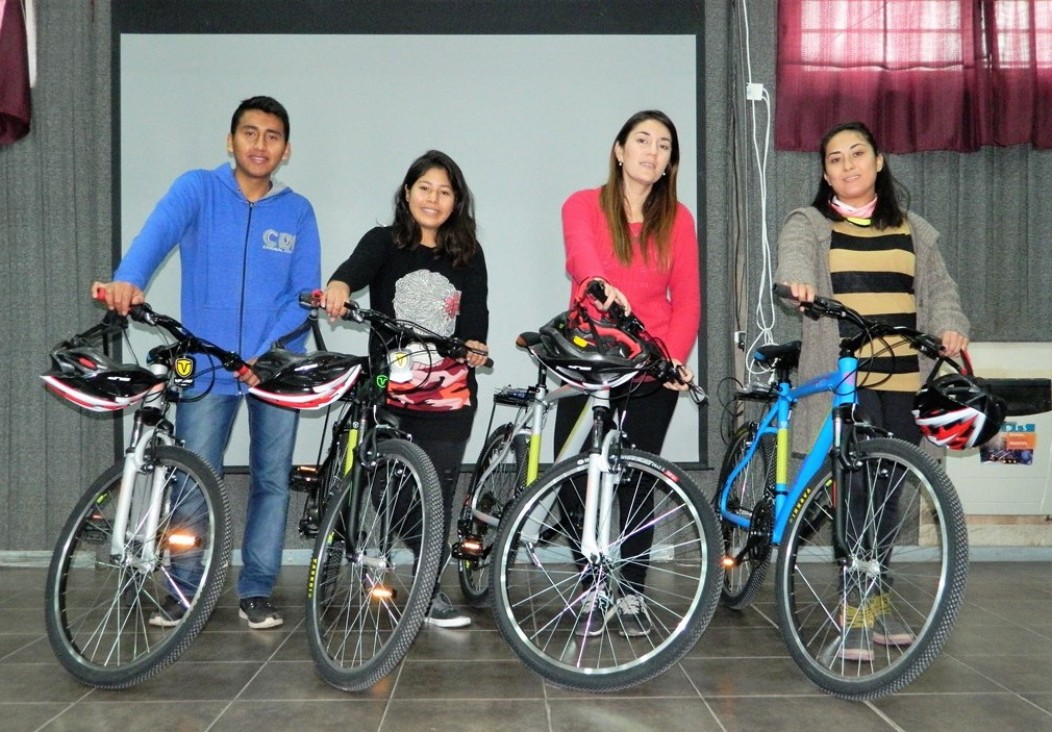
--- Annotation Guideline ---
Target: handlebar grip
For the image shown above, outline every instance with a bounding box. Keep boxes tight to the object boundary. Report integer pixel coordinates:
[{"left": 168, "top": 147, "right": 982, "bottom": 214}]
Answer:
[
  {"left": 772, "top": 283, "right": 794, "bottom": 300},
  {"left": 587, "top": 279, "right": 629, "bottom": 321}
]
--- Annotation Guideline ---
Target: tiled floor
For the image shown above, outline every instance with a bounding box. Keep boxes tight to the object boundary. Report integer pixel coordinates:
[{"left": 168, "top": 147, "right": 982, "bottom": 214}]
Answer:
[{"left": 2, "top": 562, "right": 1050, "bottom": 732}]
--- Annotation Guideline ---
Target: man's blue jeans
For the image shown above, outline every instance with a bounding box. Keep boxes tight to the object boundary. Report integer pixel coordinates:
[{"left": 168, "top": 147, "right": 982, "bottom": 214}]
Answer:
[{"left": 176, "top": 392, "right": 298, "bottom": 599}]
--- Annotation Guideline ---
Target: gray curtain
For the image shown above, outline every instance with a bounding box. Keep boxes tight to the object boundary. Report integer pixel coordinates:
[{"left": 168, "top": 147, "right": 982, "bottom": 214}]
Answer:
[{"left": 0, "top": 1, "right": 112, "bottom": 551}]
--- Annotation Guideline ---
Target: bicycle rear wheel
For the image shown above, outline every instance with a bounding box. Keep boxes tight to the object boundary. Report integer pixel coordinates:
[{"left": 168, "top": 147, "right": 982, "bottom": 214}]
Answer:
[
  {"left": 456, "top": 423, "right": 527, "bottom": 607},
  {"left": 45, "top": 446, "right": 230, "bottom": 688},
  {"left": 491, "top": 449, "right": 723, "bottom": 692},
  {"left": 716, "top": 423, "right": 775, "bottom": 610},
  {"left": 306, "top": 438, "right": 443, "bottom": 691},
  {"left": 774, "top": 437, "right": 968, "bottom": 700}
]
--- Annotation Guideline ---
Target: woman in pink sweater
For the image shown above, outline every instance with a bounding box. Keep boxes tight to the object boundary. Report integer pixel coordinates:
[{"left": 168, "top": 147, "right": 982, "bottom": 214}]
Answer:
[{"left": 555, "top": 109, "right": 700, "bottom": 637}]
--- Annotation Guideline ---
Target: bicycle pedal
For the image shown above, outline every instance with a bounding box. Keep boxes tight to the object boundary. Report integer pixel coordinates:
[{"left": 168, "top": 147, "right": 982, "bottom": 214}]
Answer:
[
  {"left": 298, "top": 517, "right": 320, "bottom": 538},
  {"left": 452, "top": 537, "right": 484, "bottom": 559},
  {"left": 81, "top": 512, "right": 109, "bottom": 544},
  {"left": 289, "top": 465, "right": 320, "bottom": 493}
]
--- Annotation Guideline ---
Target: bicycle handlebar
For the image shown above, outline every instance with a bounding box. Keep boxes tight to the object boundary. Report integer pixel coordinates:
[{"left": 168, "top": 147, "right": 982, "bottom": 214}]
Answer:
[
  {"left": 92, "top": 287, "right": 251, "bottom": 378},
  {"left": 299, "top": 290, "right": 494, "bottom": 368},
  {"left": 772, "top": 283, "right": 965, "bottom": 373},
  {"left": 580, "top": 281, "right": 706, "bottom": 402}
]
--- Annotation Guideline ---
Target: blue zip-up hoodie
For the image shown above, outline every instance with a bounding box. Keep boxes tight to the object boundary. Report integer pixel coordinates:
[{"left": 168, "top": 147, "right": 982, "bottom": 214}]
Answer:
[{"left": 115, "top": 163, "right": 322, "bottom": 395}]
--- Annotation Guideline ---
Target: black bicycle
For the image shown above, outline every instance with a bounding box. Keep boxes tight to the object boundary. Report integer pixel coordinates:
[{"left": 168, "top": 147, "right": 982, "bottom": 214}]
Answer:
[{"left": 250, "top": 291, "right": 491, "bottom": 691}]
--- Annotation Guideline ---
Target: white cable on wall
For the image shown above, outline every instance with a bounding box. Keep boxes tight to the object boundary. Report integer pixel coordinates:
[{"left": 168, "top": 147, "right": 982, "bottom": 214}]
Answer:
[{"left": 737, "top": 0, "right": 778, "bottom": 384}]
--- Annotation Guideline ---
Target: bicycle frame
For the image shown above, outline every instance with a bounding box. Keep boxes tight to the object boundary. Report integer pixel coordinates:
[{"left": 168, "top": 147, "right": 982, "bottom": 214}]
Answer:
[
  {"left": 470, "top": 362, "right": 623, "bottom": 540},
  {"left": 718, "top": 352, "right": 862, "bottom": 548}
]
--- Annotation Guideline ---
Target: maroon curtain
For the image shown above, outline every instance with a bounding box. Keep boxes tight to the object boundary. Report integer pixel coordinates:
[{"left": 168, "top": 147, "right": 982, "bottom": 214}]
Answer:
[
  {"left": 0, "top": 0, "right": 31, "bottom": 145},
  {"left": 775, "top": 0, "right": 1052, "bottom": 153}
]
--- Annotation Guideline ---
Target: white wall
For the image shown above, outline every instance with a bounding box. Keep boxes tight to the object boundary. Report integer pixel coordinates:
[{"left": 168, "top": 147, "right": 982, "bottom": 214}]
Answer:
[{"left": 119, "top": 33, "right": 701, "bottom": 466}]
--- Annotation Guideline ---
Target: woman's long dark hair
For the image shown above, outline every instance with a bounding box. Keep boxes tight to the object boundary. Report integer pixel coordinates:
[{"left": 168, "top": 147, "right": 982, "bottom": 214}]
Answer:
[
  {"left": 810, "top": 121, "right": 909, "bottom": 229},
  {"left": 599, "top": 110, "right": 680, "bottom": 268},
  {"left": 391, "top": 150, "right": 479, "bottom": 267}
]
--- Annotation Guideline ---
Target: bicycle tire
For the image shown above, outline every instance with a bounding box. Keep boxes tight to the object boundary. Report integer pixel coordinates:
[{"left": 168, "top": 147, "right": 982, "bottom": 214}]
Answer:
[
  {"left": 306, "top": 438, "right": 443, "bottom": 691},
  {"left": 45, "top": 446, "right": 231, "bottom": 689},
  {"left": 491, "top": 449, "right": 723, "bottom": 692},
  {"left": 716, "top": 423, "right": 776, "bottom": 610},
  {"left": 774, "top": 437, "right": 969, "bottom": 700},
  {"left": 457, "top": 423, "right": 528, "bottom": 607}
]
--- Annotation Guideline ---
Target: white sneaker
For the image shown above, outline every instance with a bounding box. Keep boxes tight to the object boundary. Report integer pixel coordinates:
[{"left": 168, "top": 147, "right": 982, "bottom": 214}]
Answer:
[
  {"left": 615, "top": 593, "right": 652, "bottom": 637},
  {"left": 424, "top": 591, "right": 471, "bottom": 628},
  {"left": 575, "top": 586, "right": 612, "bottom": 637}
]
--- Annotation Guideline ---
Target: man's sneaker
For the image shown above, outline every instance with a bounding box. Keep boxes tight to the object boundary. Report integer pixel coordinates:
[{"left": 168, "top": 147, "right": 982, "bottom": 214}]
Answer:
[
  {"left": 615, "top": 593, "right": 652, "bottom": 637},
  {"left": 837, "top": 601, "right": 875, "bottom": 662},
  {"left": 238, "top": 597, "right": 284, "bottom": 629},
  {"left": 424, "top": 591, "right": 471, "bottom": 628},
  {"left": 149, "top": 595, "right": 187, "bottom": 628},
  {"left": 869, "top": 593, "right": 916, "bottom": 647},
  {"left": 575, "top": 586, "right": 612, "bottom": 637}
]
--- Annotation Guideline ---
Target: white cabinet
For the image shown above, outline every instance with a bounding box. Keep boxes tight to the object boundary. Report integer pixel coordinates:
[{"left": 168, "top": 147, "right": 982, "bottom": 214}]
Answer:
[{"left": 942, "top": 343, "right": 1052, "bottom": 515}]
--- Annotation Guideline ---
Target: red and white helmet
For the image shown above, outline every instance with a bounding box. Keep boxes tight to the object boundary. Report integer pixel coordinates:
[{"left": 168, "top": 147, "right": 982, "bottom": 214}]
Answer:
[
  {"left": 912, "top": 373, "right": 1006, "bottom": 450},
  {"left": 41, "top": 345, "right": 165, "bottom": 412},
  {"left": 249, "top": 349, "right": 364, "bottom": 410}
]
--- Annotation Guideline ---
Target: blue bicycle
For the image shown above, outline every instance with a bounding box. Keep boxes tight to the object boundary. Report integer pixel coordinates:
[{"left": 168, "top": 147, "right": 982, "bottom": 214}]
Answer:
[{"left": 715, "top": 284, "right": 973, "bottom": 699}]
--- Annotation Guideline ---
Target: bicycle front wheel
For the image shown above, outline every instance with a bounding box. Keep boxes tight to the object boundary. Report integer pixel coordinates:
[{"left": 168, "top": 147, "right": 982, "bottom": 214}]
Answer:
[
  {"left": 774, "top": 437, "right": 969, "bottom": 700},
  {"left": 491, "top": 449, "right": 723, "bottom": 692},
  {"left": 306, "top": 438, "right": 443, "bottom": 691},
  {"left": 716, "top": 423, "right": 775, "bottom": 610},
  {"left": 457, "top": 423, "right": 527, "bottom": 607},
  {"left": 45, "top": 446, "right": 231, "bottom": 689}
]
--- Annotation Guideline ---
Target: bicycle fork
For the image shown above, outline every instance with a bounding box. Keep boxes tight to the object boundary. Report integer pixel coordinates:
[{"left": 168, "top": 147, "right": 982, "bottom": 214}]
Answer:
[
  {"left": 578, "top": 429, "right": 619, "bottom": 563},
  {"left": 108, "top": 412, "right": 176, "bottom": 570}
]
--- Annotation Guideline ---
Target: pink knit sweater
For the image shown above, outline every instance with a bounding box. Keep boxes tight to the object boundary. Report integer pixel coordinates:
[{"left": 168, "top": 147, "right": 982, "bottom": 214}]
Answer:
[{"left": 562, "top": 187, "right": 700, "bottom": 363}]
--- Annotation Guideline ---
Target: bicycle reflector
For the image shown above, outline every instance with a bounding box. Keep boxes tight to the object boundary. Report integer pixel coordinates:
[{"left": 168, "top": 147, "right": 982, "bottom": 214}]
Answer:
[
  {"left": 912, "top": 373, "right": 1006, "bottom": 450},
  {"left": 249, "top": 349, "right": 365, "bottom": 410},
  {"left": 165, "top": 530, "right": 202, "bottom": 550},
  {"left": 41, "top": 346, "right": 165, "bottom": 412}
]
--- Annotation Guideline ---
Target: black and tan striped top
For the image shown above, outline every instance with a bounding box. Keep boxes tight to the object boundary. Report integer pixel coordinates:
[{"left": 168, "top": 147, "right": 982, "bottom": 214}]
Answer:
[{"left": 828, "top": 219, "right": 921, "bottom": 392}]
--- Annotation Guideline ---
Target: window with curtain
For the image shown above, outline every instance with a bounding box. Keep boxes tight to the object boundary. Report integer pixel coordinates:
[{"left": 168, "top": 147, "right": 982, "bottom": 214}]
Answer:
[{"left": 775, "top": 0, "right": 1052, "bottom": 152}]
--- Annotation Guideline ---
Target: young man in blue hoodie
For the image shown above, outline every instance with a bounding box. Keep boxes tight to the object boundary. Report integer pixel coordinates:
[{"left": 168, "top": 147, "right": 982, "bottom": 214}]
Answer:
[{"left": 94, "top": 96, "right": 321, "bottom": 629}]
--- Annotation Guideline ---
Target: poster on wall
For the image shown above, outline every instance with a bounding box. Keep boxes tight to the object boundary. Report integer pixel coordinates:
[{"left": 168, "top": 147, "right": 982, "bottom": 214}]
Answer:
[{"left": 980, "top": 423, "right": 1036, "bottom": 466}]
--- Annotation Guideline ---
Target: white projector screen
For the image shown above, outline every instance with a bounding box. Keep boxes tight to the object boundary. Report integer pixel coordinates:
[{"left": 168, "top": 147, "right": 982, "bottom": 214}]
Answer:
[{"left": 118, "top": 32, "right": 701, "bottom": 467}]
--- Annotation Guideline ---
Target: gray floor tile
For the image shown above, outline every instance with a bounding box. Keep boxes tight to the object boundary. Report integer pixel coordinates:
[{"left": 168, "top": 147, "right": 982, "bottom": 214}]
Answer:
[
  {"left": 87, "top": 661, "right": 263, "bottom": 702},
  {"left": 0, "top": 704, "right": 73, "bottom": 732},
  {"left": 210, "top": 699, "right": 388, "bottom": 731},
  {"left": 549, "top": 697, "right": 723, "bottom": 732},
  {"left": 873, "top": 692, "right": 1052, "bottom": 730},
  {"left": 0, "top": 663, "right": 94, "bottom": 703},
  {"left": 239, "top": 659, "right": 386, "bottom": 700},
  {"left": 382, "top": 698, "right": 550, "bottom": 732},
  {"left": 43, "top": 701, "right": 228, "bottom": 732},
  {"left": 706, "top": 695, "right": 897, "bottom": 732},
  {"left": 394, "top": 658, "right": 545, "bottom": 699},
  {"left": 543, "top": 662, "right": 698, "bottom": 698},
  {"left": 0, "top": 562, "right": 1048, "bottom": 731}
]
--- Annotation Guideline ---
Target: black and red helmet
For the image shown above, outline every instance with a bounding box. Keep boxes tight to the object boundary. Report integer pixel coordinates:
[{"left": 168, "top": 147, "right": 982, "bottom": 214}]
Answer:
[
  {"left": 532, "top": 309, "right": 653, "bottom": 390},
  {"left": 249, "top": 349, "right": 364, "bottom": 410},
  {"left": 912, "top": 373, "right": 1006, "bottom": 450},
  {"left": 41, "top": 346, "right": 165, "bottom": 412}
]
